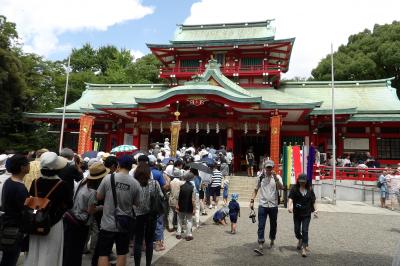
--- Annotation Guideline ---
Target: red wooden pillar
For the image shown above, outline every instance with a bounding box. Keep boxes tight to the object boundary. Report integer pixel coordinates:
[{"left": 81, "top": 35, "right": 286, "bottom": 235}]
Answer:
[
  {"left": 270, "top": 114, "right": 282, "bottom": 171},
  {"left": 369, "top": 133, "right": 377, "bottom": 158},
  {"left": 226, "top": 127, "right": 234, "bottom": 151},
  {"left": 133, "top": 127, "right": 140, "bottom": 148},
  {"left": 337, "top": 135, "right": 343, "bottom": 157}
]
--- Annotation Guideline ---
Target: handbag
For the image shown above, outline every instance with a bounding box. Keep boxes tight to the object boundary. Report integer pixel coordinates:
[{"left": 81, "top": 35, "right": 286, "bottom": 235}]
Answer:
[
  {"left": 150, "top": 181, "right": 166, "bottom": 217},
  {"left": 0, "top": 187, "right": 22, "bottom": 251},
  {"left": 110, "top": 174, "right": 134, "bottom": 233}
]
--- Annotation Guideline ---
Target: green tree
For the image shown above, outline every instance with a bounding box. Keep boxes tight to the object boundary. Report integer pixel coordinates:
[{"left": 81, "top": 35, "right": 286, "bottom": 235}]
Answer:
[
  {"left": 126, "top": 54, "right": 162, "bottom": 83},
  {"left": 312, "top": 21, "right": 400, "bottom": 81}
]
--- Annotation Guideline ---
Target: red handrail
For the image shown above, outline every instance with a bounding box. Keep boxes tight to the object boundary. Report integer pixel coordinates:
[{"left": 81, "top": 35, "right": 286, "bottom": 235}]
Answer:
[{"left": 314, "top": 165, "right": 385, "bottom": 182}]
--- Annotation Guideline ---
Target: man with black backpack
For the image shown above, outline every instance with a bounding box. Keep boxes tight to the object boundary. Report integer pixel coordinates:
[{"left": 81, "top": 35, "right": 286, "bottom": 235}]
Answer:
[
  {"left": 249, "top": 160, "right": 283, "bottom": 256},
  {"left": 96, "top": 155, "right": 141, "bottom": 266}
]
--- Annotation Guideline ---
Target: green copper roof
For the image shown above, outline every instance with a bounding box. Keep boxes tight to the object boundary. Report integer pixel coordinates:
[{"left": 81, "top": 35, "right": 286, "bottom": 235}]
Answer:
[
  {"left": 55, "top": 84, "right": 167, "bottom": 112},
  {"left": 348, "top": 114, "right": 400, "bottom": 122},
  {"left": 25, "top": 112, "right": 82, "bottom": 119},
  {"left": 171, "top": 20, "right": 276, "bottom": 43},
  {"left": 280, "top": 78, "right": 400, "bottom": 114}
]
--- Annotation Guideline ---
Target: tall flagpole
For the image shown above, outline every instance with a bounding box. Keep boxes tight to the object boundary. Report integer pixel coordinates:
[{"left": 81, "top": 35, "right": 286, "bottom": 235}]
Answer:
[
  {"left": 59, "top": 56, "right": 71, "bottom": 154},
  {"left": 331, "top": 43, "right": 337, "bottom": 205}
]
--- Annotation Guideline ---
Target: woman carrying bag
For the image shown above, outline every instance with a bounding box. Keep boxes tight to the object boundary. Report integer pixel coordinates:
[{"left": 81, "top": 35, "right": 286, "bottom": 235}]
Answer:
[
  {"left": 0, "top": 155, "right": 30, "bottom": 266},
  {"left": 133, "top": 158, "right": 163, "bottom": 266},
  {"left": 288, "top": 174, "right": 318, "bottom": 257},
  {"left": 24, "top": 152, "right": 73, "bottom": 266}
]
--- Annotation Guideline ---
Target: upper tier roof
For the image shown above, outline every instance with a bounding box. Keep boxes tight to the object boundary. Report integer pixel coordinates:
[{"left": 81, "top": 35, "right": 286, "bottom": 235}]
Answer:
[{"left": 171, "top": 20, "right": 276, "bottom": 43}]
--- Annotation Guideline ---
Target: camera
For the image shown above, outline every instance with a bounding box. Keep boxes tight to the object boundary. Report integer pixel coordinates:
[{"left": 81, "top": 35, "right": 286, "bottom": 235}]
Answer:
[{"left": 249, "top": 210, "right": 256, "bottom": 223}]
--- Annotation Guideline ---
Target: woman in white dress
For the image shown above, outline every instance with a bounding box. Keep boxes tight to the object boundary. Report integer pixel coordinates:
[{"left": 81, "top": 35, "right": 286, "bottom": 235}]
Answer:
[{"left": 24, "top": 152, "right": 73, "bottom": 266}]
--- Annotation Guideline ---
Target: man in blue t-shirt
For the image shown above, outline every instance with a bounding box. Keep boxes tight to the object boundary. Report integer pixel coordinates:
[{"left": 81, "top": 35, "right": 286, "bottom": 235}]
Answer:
[{"left": 149, "top": 155, "right": 169, "bottom": 251}]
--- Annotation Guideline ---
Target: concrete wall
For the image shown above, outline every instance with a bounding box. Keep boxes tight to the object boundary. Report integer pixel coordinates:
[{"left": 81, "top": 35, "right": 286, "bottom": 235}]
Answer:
[{"left": 313, "top": 179, "right": 380, "bottom": 204}]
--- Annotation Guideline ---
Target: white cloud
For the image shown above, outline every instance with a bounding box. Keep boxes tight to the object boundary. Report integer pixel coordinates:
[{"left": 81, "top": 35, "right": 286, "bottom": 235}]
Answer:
[
  {"left": 185, "top": 0, "right": 400, "bottom": 78},
  {"left": 130, "top": 49, "right": 145, "bottom": 61},
  {"left": 1, "top": 0, "right": 154, "bottom": 56}
]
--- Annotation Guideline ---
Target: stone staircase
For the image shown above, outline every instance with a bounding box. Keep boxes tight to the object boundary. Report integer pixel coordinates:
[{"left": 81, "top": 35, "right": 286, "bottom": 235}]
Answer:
[{"left": 228, "top": 175, "right": 259, "bottom": 204}]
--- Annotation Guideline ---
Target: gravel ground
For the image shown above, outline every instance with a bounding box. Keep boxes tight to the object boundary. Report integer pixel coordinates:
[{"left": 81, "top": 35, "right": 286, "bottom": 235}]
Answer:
[{"left": 156, "top": 208, "right": 400, "bottom": 266}]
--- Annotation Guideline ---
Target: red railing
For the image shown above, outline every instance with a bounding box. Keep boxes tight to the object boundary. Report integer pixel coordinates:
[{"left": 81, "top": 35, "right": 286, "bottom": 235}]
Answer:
[
  {"left": 159, "top": 64, "right": 281, "bottom": 77},
  {"left": 315, "top": 165, "right": 384, "bottom": 182}
]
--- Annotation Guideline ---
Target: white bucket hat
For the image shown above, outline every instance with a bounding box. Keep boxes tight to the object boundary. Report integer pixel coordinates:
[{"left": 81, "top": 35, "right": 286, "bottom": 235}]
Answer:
[{"left": 40, "top": 152, "right": 68, "bottom": 170}]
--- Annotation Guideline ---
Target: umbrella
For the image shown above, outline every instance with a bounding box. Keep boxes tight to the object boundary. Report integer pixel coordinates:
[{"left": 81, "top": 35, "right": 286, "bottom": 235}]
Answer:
[
  {"left": 161, "top": 157, "right": 177, "bottom": 165},
  {"left": 188, "top": 162, "right": 213, "bottom": 174},
  {"left": 111, "top": 145, "right": 137, "bottom": 153},
  {"left": 201, "top": 157, "right": 215, "bottom": 167},
  {"left": 82, "top": 151, "right": 98, "bottom": 159}
]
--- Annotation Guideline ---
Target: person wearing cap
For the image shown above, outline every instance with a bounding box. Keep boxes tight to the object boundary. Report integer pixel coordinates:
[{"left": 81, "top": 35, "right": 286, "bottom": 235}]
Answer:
[
  {"left": 96, "top": 155, "right": 141, "bottom": 266},
  {"left": 250, "top": 159, "right": 283, "bottom": 255},
  {"left": 25, "top": 152, "right": 73, "bottom": 266},
  {"left": 23, "top": 148, "right": 48, "bottom": 190},
  {"left": 288, "top": 173, "right": 317, "bottom": 257},
  {"left": 63, "top": 162, "right": 108, "bottom": 266},
  {"left": 0, "top": 154, "right": 30, "bottom": 266},
  {"left": 59, "top": 148, "right": 84, "bottom": 200},
  {"left": 149, "top": 155, "right": 169, "bottom": 252},
  {"left": 228, "top": 193, "right": 240, "bottom": 234},
  {"left": 175, "top": 172, "right": 196, "bottom": 241}
]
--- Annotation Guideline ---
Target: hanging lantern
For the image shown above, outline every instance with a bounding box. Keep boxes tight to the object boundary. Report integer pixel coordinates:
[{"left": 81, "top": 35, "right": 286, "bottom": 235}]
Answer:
[
  {"left": 244, "top": 122, "right": 248, "bottom": 134},
  {"left": 186, "top": 121, "right": 189, "bottom": 133},
  {"left": 149, "top": 121, "right": 153, "bottom": 133},
  {"left": 256, "top": 122, "right": 260, "bottom": 134},
  {"left": 216, "top": 122, "right": 220, "bottom": 134},
  {"left": 196, "top": 122, "right": 199, "bottom": 133},
  {"left": 206, "top": 123, "right": 210, "bottom": 134},
  {"left": 160, "top": 121, "right": 163, "bottom": 133}
]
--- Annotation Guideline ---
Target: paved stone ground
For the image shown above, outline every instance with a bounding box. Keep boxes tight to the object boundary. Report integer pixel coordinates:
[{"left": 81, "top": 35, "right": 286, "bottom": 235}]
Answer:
[{"left": 156, "top": 206, "right": 400, "bottom": 266}]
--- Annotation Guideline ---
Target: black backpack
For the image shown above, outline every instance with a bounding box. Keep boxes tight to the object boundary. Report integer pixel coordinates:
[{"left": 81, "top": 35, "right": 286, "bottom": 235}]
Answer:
[{"left": 22, "top": 179, "right": 63, "bottom": 235}]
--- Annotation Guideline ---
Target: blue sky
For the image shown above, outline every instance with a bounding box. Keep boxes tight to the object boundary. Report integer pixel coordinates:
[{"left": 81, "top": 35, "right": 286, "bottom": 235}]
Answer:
[
  {"left": 2, "top": 0, "right": 400, "bottom": 78},
  {"left": 54, "top": 0, "right": 198, "bottom": 61}
]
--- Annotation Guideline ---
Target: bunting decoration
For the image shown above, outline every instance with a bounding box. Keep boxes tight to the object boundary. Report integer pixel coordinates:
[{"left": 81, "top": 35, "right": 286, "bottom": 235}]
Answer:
[
  {"left": 256, "top": 122, "right": 260, "bottom": 134},
  {"left": 170, "top": 121, "right": 181, "bottom": 157},
  {"left": 244, "top": 122, "right": 248, "bottom": 134},
  {"left": 307, "top": 146, "right": 316, "bottom": 182},
  {"left": 160, "top": 121, "right": 163, "bottom": 133},
  {"left": 282, "top": 145, "right": 303, "bottom": 188},
  {"left": 77, "top": 115, "right": 95, "bottom": 155},
  {"left": 216, "top": 122, "right": 220, "bottom": 134},
  {"left": 206, "top": 123, "right": 210, "bottom": 134},
  {"left": 186, "top": 121, "right": 189, "bottom": 133},
  {"left": 196, "top": 122, "right": 199, "bottom": 133},
  {"left": 149, "top": 121, "right": 153, "bottom": 133}
]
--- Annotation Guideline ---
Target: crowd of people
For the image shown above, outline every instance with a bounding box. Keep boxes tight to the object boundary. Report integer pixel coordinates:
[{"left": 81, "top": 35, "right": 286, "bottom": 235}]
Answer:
[{"left": 0, "top": 141, "right": 237, "bottom": 266}]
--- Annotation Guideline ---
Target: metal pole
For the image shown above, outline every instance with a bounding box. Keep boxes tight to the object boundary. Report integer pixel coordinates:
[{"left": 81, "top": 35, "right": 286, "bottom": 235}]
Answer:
[
  {"left": 331, "top": 43, "right": 337, "bottom": 205},
  {"left": 59, "top": 56, "right": 71, "bottom": 154}
]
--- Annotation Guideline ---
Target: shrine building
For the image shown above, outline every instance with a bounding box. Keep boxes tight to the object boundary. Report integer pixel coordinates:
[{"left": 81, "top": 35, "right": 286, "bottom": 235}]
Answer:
[{"left": 27, "top": 20, "right": 400, "bottom": 167}]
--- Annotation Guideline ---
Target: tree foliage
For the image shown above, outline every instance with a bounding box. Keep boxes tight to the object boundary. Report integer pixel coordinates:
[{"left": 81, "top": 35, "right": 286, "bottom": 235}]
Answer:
[
  {"left": 311, "top": 21, "right": 400, "bottom": 81},
  {"left": 0, "top": 15, "right": 163, "bottom": 152}
]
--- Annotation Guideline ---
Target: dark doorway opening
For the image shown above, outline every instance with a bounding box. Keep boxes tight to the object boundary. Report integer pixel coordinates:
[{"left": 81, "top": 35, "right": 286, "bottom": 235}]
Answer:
[{"left": 234, "top": 132, "right": 269, "bottom": 173}]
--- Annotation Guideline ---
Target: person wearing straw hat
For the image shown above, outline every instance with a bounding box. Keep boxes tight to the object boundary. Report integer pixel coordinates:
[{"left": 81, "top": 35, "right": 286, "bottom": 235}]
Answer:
[
  {"left": 288, "top": 173, "right": 317, "bottom": 257},
  {"left": 24, "top": 152, "right": 73, "bottom": 266},
  {"left": 23, "top": 148, "right": 48, "bottom": 190},
  {"left": 63, "top": 162, "right": 109, "bottom": 266}
]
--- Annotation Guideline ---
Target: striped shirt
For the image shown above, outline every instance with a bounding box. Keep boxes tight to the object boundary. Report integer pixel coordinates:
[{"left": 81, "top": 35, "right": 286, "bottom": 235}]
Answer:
[{"left": 211, "top": 169, "right": 223, "bottom": 188}]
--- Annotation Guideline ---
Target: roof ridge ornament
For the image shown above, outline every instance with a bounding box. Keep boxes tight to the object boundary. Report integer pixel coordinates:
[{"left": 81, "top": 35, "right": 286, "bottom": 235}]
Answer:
[{"left": 205, "top": 59, "right": 221, "bottom": 70}]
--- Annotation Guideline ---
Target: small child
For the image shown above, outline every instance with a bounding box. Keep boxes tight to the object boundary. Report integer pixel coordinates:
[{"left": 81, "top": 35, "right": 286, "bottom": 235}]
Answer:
[
  {"left": 222, "top": 176, "right": 230, "bottom": 206},
  {"left": 212, "top": 206, "right": 229, "bottom": 225},
  {"left": 228, "top": 193, "right": 240, "bottom": 234}
]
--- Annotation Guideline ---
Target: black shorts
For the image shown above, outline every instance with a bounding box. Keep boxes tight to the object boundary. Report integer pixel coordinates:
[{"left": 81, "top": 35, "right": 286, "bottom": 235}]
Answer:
[
  {"left": 229, "top": 213, "right": 238, "bottom": 223},
  {"left": 97, "top": 229, "right": 130, "bottom": 256},
  {"left": 211, "top": 186, "right": 221, "bottom": 197},
  {"left": 199, "top": 189, "right": 205, "bottom": 199}
]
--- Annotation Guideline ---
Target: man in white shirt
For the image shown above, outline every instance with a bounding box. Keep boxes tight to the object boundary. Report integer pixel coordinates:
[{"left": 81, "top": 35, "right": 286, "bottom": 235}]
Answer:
[{"left": 250, "top": 160, "right": 283, "bottom": 255}]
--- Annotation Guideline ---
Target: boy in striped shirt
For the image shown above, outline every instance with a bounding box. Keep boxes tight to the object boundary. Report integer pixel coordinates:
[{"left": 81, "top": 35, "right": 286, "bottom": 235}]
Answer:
[{"left": 210, "top": 163, "right": 223, "bottom": 209}]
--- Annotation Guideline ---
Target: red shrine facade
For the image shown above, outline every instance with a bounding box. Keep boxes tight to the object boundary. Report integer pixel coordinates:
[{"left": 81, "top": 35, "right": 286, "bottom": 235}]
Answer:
[{"left": 27, "top": 20, "right": 400, "bottom": 167}]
